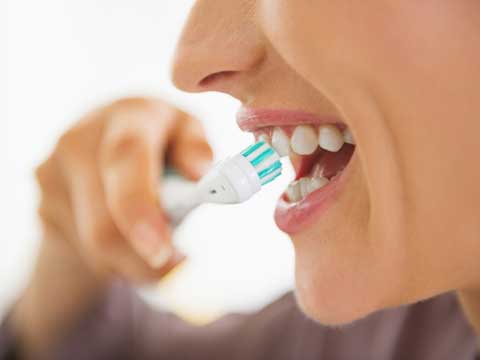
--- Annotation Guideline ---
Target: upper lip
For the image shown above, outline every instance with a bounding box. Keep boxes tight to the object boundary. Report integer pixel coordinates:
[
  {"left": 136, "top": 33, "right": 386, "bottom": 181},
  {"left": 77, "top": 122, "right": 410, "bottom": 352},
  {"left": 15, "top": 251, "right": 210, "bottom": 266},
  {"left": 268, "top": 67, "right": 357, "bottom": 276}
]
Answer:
[{"left": 236, "top": 107, "right": 343, "bottom": 132}]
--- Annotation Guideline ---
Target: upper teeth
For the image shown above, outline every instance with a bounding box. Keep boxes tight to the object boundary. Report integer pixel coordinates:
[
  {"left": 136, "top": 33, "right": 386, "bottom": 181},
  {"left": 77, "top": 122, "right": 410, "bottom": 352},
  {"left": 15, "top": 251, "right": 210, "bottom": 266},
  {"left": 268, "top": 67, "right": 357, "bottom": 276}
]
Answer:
[
  {"left": 343, "top": 128, "right": 355, "bottom": 145},
  {"left": 318, "top": 125, "right": 344, "bottom": 152},
  {"left": 271, "top": 127, "right": 290, "bottom": 157},
  {"left": 261, "top": 124, "right": 355, "bottom": 156},
  {"left": 291, "top": 125, "right": 318, "bottom": 155}
]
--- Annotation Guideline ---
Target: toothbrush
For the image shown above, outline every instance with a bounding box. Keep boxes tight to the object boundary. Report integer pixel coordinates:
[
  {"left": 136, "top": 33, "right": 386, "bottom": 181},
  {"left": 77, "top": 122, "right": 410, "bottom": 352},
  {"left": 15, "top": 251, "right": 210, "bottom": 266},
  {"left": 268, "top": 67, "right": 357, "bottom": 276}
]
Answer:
[{"left": 160, "top": 140, "right": 283, "bottom": 225}]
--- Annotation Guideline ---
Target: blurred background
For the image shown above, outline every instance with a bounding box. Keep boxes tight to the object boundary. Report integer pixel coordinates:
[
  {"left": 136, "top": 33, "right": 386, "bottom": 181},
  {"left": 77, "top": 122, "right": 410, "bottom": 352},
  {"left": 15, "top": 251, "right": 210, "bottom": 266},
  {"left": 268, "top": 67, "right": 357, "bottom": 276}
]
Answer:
[{"left": 3, "top": 0, "right": 294, "bottom": 323}]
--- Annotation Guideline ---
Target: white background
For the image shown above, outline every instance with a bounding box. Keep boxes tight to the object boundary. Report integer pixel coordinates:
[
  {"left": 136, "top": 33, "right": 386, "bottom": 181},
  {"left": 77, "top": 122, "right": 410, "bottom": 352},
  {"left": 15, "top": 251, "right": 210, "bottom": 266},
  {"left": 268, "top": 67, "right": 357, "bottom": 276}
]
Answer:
[{"left": 3, "top": 0, "right": 294, "bottom": 321}]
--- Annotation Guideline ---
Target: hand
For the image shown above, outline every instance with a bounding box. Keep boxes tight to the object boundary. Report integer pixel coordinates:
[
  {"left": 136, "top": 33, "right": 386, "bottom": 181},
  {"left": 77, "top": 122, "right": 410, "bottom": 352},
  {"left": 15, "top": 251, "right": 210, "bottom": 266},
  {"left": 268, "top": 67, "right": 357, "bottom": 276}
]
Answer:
[{"left": 35, "top": 97, "right": 213, "bottom": 283}]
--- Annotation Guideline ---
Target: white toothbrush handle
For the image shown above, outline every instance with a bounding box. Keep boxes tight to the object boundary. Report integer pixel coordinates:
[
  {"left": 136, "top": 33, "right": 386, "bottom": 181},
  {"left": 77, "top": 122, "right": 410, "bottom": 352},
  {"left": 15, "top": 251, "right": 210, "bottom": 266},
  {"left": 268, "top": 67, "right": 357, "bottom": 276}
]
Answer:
[
  {"left": 160, "top": 157, "right": 258, "bottom": 225},
  {"left": 160, "top": 174, "right": 201, "bottom": 226},
  {"left": 159, "top": 162, "right": 244, "bottom": 225}
]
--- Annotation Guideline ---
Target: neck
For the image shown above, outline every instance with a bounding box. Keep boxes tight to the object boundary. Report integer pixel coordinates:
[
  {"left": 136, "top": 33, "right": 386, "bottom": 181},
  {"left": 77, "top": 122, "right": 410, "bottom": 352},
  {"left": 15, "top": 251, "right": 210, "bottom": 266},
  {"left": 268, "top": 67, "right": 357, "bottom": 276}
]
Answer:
[{"left": 458, "top": 289, "right": 480, "bottom": 348}]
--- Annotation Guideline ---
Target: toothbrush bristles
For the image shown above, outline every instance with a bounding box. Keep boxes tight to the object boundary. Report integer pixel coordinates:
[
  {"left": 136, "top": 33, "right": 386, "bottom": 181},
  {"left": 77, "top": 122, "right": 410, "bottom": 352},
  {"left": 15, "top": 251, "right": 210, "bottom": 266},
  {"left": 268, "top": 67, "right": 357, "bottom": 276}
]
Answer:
[{"left": 241, "top": 141, "right": 282, "bottom": 187}]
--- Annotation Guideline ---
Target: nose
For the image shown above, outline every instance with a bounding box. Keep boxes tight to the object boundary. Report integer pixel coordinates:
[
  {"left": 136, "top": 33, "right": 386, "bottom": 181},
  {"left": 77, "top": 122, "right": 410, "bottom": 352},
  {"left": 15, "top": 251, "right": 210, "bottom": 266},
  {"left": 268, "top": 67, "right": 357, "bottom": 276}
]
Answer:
[{"left": 171, "top": 0, "right": 265, "bottom": 99}]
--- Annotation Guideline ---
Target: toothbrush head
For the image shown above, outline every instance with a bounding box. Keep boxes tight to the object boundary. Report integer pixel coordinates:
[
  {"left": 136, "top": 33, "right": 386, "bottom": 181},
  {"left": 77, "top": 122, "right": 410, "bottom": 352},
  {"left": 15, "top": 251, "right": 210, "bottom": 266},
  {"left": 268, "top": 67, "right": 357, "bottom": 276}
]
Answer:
[
  {"left": 240, "top": 140, "right": 282, "bottom": 186},
  {"left": 198, "top": 140, "right": 283, "bottom": 204}
]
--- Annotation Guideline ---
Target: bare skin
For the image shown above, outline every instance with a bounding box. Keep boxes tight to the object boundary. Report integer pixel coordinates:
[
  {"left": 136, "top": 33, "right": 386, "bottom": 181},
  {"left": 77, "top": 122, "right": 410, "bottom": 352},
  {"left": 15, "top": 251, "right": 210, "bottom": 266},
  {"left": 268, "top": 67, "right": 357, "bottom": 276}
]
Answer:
[
  {"left": 12, "top": 0, "right": 480, "bottom": 358},
  {"left": 13, "top": 98, "right": 213, "bottom": 357},
  {"left": 175, "top": 0, "right": 480, "bottom": 329}
]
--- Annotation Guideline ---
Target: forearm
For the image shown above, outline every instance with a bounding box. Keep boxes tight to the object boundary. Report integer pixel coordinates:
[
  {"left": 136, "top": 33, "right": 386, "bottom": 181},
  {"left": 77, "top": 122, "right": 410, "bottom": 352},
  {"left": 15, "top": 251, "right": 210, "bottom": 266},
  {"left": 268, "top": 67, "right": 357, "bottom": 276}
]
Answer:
[{"left": 12, "top": 237, "right": 108, "bottom": 358}]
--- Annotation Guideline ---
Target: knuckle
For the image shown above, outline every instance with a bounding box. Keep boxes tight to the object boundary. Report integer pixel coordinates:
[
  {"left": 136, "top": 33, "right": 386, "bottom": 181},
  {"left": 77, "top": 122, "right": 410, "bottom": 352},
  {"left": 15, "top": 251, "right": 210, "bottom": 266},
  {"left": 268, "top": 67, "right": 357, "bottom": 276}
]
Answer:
[
  {"left": 35, "top": 156, "right": 68, "bottom": 194},
  {"left": 56, "top": 128, "right": 81, "bottom": 154},
  {"left": 35, "top": 159, "right": 52, "bottom": 187},
  {"left": 55, "top": 117, "right": 102, "bottom": 163},
  {"left": 176, "top": 113, "right": 209, "bottom": 142},
  {"left": 56, "top": 130, "right": 91, "bottom": 163},
  {"left": 110, "top": 96, "right": 172, "bottom": 114},
  {"left": 111, "top": 97, "right": 155, "bottom": 111},
  {"left": 101, "top": 131, "right": 151, "bottom": 167},
  {"left": 109, "top": 97, "right": 176, "bottom": 125}
]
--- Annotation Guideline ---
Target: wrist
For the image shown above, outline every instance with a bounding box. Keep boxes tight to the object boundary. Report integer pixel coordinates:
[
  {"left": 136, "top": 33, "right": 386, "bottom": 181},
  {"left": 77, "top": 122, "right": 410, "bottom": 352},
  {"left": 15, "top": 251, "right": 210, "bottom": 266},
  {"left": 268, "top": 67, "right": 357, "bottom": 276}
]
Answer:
[{"left": 12, "top": 237, "right": 108, "bottom": 356}]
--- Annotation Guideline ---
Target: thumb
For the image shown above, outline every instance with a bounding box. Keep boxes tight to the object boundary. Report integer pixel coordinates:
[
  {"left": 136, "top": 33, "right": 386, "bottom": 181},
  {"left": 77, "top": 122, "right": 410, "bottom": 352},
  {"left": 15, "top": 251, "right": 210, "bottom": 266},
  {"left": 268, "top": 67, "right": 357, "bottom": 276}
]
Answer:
[{"left": 169, "top": 112, "right": 213, "bottom": 180}]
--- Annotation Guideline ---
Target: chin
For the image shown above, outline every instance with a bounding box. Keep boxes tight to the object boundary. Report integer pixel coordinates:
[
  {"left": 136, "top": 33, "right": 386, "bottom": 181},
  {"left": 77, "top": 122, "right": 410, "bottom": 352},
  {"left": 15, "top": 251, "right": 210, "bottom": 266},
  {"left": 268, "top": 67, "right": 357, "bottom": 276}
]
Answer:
[
  {"left": 291, "top": 241, "right": 391, "bottom": 326},
  {"left": 294, "top": 286, "right": 379, "bottom": 327},
  {"left": 294, "top": 278, "right": 380, "bottom": 326}
]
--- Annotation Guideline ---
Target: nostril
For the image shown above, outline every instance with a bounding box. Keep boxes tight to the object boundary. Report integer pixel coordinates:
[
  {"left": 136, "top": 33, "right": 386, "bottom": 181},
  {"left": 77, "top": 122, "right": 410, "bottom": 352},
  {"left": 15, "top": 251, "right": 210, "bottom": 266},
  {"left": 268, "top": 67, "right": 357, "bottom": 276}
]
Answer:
[{"left": 199, "top": 71, "right": 237, "bottom": 88}]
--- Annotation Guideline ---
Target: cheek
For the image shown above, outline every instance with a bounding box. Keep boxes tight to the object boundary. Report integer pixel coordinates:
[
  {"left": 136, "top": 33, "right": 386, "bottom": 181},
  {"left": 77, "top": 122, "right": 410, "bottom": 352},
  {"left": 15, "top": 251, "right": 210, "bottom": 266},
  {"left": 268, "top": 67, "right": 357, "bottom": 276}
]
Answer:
[
  {"left": 259, "top": 0, "right": 383, "bottom": 96},
  {"left": 262, "top": 0, "right": 480, "bottom": 313},
  {"left": 289, "top": 163, "right": 412, "bottom": 324}
]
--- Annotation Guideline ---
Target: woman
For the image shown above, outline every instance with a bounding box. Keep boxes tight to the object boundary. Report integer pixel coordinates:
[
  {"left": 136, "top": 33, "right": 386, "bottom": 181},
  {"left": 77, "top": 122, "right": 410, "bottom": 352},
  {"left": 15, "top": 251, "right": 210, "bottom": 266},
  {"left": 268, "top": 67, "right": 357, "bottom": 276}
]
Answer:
[{"left": 2, "top": 0, "right": 480, "bottom": 359}]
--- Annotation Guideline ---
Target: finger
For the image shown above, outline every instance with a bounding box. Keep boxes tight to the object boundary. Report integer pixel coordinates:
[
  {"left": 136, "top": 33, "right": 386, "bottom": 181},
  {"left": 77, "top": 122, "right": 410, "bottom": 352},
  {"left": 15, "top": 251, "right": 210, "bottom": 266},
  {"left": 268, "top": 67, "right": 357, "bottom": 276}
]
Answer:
[
  {"left": 36, "top": 154, "right": 77, "bottom": 243},
  {"left": 67, "top": 159, "right": 184, "bottom": 282},
  {"left": 168, "top": 111, "right": 213, "bottom": 181},
  {"left": 107, "top": 243, "right": 187, "bottom": 284},
  {"left": 100, "top": 101, "right": 177, "bottom": 268}
]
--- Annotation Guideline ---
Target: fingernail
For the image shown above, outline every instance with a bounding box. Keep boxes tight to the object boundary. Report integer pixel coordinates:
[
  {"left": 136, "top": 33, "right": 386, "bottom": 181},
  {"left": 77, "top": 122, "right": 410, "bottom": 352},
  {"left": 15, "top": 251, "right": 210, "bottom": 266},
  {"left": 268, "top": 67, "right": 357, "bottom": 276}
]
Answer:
[
  {"left": 170, "top": 250, "right": 187, "bottom": 267},
  {"left": 131, "top": 221, "right": 172, "bottom": 268},
  {"left": 149, "top": 247, "right": 173, "bottom": 268}
]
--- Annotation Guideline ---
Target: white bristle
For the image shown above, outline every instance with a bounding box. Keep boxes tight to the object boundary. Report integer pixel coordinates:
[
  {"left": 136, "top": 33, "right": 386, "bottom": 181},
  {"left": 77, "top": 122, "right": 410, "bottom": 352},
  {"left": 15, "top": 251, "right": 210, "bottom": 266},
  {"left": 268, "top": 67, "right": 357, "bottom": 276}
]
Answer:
[
  {"left": 244, "top": 143, "right": 268, "bottom": 162},
  {"left": 245, "top": 142, "right": 280, "bottom": 173},
  {"left": 261, "top": 168, "right": 282, "bottom": 184},
  {"left": 254, "top": 155, "right": 278, "bottom": 172}
]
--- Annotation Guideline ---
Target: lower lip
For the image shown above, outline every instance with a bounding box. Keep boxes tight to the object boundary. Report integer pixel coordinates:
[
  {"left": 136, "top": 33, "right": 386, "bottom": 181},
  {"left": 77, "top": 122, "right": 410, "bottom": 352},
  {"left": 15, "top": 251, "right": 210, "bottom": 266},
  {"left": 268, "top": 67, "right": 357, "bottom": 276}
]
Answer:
[{"left": 274, "top": 155, "right": 355, "bottom": 234}]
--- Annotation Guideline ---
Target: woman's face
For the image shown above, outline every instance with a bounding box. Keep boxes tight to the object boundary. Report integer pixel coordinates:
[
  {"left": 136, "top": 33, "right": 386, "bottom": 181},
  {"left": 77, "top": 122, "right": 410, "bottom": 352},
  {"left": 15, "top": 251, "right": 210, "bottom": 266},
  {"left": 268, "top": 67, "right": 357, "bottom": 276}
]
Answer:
[{"left": 172, "top": 0, "right": 480, "bottom": 324}]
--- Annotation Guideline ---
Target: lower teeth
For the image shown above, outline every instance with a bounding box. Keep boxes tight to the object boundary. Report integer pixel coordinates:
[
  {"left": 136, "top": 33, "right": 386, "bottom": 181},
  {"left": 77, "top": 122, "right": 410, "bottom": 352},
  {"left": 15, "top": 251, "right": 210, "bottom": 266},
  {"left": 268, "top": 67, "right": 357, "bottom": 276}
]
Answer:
[
  {"left": 286, "top": 175, "right": 330, "bottom": 203},
  {"left": 284, "top": 140, "right": 354, "bottom": 203}
]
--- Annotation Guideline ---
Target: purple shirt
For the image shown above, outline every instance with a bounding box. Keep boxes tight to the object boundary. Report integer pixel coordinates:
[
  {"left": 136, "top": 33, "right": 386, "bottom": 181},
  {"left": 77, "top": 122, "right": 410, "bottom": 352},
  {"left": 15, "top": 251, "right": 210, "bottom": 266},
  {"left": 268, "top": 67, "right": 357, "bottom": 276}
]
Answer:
[{"left": 1, "top": 284, "right": 478, "bottom": 359}]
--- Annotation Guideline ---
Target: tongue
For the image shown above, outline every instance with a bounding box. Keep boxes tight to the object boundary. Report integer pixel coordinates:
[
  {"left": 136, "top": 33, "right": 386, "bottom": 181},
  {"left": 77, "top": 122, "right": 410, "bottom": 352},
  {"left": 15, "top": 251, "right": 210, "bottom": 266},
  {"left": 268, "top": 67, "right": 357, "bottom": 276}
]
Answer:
[
  {"left": 291, "top": 144, "right": 355, "bottom": 181},
  {"left": 311, "top": 144, "right": 355, "bottom": 179}
]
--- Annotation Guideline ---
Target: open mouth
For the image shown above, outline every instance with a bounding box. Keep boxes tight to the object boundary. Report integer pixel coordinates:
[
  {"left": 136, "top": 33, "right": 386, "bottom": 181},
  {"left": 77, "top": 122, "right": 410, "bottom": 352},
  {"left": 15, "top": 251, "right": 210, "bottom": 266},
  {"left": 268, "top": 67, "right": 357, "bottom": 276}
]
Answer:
[
  {"left": 238, "top": 108, "right": 356, "bottom": 233},
  {"left": 254, "top": 125, "right": 355, "bottom": 203}
]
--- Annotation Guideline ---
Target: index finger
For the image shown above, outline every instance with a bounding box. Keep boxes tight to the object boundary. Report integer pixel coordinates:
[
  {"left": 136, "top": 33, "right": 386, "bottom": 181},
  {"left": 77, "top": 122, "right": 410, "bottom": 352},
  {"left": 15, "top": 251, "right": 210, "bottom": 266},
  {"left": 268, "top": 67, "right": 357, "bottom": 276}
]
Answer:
[{"left": 100, "top": 99, "right": 177, "bottom": 268}]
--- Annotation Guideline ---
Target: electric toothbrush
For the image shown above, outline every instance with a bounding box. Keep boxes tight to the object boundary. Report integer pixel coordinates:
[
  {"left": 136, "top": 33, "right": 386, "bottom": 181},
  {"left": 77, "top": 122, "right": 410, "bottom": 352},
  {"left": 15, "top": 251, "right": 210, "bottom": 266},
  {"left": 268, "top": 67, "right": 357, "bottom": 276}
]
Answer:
[{"left": 160, "top": 140, "right": 283, "bottom": 225}]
